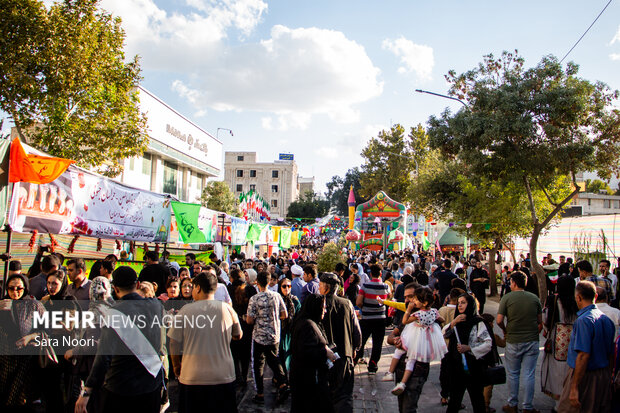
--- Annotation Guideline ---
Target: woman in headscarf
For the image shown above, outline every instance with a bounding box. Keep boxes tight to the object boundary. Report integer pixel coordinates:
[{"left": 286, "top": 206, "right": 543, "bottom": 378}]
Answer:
[
  {"left": 541, "top": 276, "right": 578, "bottom": 411},
  {"left": 0, "top": 273, "right": 46, "bottom": 410},
  {"left": 289, "top": 294, "right": 335, "bottom": 413},
  {"left": 278, "top": 277, "right": 301, "bottom": 380},
  {"left": 443, "top": 293, "right": 493, "bottom": 413},
  {"left": 228, "top": 268, "right": 255, "bottom": 386},
  {"left": 65, "top": 276, "right": 115, "bottom": 413},
  {"left": 41, "top": 269, "right": 80, "bottom": 412}
]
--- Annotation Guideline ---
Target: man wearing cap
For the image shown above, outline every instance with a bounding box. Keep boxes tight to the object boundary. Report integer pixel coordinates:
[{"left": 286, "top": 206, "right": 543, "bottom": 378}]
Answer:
[
  {"left": 76, "top": 266, "right": 165, "bottom": 413},
  {"left": 290, "top": 264, "right": 306, "bottom": 300},
  {"left": 319, "top": 273, "right": 361, "bottom": 413}
]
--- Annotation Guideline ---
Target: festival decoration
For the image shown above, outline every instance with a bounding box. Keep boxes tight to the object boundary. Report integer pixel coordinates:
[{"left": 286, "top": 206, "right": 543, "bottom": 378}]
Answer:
[
  {"left": 9, "top": 138, "right": 74, "bottom": 184},
  {"left": 348, "top": 185, "right": 356, "bottom": 230},
  {"left": 239, "top": 190, "right": 270, "bottom": 221},
  {"left": 345, "top": 230, "right": 361, "bottom": 241},
  {"left": 9, "top": 166, "right": 171, "bottom": 242}
]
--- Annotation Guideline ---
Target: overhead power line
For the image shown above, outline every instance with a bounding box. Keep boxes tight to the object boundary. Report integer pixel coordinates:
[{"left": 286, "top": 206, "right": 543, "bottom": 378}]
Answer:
[{"left": 560, "top": 0, "right": 614, "bottom": 63}]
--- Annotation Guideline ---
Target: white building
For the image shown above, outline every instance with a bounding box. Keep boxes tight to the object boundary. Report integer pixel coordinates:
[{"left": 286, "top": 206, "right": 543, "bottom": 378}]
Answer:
[{"left": 119, "top": 87, "right": 222, "bottom": 202}]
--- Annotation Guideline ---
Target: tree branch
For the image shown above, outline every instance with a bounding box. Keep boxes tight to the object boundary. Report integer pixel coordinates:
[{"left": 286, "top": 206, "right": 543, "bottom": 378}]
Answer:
[
  {"left": 534, "top": 176, "right": 559, "bottom": 207},
  {"left": 523, "top": 175, "right": 538, "bottom": 224},
  {"left": 540, "top": 187, "right": 581, "bottom": 229}
]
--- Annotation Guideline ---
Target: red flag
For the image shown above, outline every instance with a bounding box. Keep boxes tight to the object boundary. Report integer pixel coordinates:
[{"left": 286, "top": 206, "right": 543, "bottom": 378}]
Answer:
[{"left": 9, "top": 138, "right": 74, "bottom": 184}]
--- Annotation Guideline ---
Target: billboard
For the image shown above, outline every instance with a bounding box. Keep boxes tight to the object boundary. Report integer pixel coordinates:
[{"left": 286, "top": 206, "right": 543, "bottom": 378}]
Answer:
[{"left": 278, "top": 153, "right": 294, "bottom": 161}]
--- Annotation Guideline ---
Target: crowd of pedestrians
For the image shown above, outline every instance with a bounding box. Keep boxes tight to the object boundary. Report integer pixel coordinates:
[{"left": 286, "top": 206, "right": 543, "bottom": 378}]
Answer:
[{"left": 2, "top": 241, "right": 620, "bottom": 413}]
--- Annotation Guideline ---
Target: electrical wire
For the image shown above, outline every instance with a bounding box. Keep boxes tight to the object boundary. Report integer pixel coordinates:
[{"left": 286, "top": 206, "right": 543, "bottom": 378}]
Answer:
[{"left": 560, "top": 0, "right": 614, "bottom": 63}]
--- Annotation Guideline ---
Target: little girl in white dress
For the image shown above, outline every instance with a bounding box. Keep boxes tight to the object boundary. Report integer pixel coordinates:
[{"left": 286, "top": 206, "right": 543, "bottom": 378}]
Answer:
[{"left": 382, "top": 286, "right": 448, "bottom": 395}]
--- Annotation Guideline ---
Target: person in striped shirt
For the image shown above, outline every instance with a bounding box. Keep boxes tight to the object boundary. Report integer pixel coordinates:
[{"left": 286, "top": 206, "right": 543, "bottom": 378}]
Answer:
[{"left": 355, "top": 264, "right": 391, "bottom": 373}]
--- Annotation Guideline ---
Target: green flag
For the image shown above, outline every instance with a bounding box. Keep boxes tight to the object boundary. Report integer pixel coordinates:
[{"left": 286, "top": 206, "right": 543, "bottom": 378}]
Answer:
[
  {"left": 280, "top": 228, "right": 292, "bottom": 249},
  {"left": 422, "top": 232, "right": 430, "bottom": 251},
  {"left": 172, "top": 202, "right": 206, "bottom": 244},
  {"left": 246, "top": 223, "right": 266, "bottom": 242}
]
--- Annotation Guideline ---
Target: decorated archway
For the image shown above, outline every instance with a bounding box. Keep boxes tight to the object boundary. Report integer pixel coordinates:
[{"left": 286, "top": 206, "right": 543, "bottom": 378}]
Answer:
[{"left": 351, "top": 191, "right": 407, "bottom": 252}]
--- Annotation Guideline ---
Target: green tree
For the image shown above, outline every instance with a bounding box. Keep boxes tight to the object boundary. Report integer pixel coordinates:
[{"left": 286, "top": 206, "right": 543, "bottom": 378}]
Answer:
[
  {"left": 201, "top": 181, "right": 239, "bottom": 216},
  {"left": 359, "top": 124, "right": 419, "bottom": 202},
  {"left": 325, "top": 167, "right": 368, "bottom": 215},
  {"left": 287, "top": 191, "right": 329, "bottom": 220},
  {"left": 585, "top": 179, "right": 613, "bottom": 195},
  {"left": 426, "top": 51, "right": 620, "bottom": 298},
  {"left": 316, "top": 242, "right": 346, "bottom": 272},
  {"left": 0, "top": 0, "right": 148, "bottom": 176}
]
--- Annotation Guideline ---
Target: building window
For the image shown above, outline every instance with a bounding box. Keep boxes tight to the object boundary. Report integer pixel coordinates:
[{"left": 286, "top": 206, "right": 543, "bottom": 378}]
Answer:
[
  {"left": 237, "top": 155, "right": 244, "bottom": 161},
  {"left": 250, "top": 184, "right": 256, "bottom": 191},
  {"left": 272, "top": 170, "right": 279, "bottom": 178},
  {"left": 236, "top": 184, "right": 243, "bottom": 192},
  {"left": 271, "top": 199, "right": 278, "bottom": 208},
  {"left": 195, "top": 173, "right": 203, "bottom": 190},
  {"left": 236, "top": 170, "right": 244, "bottom": 178},
  {"left": 604, "top": 199, "right": 611, "bottom": 208},
  {"left": 129, "top": 157, "right": 135, "bottom": 171},
  {"left": 272, "top": 185, "right": 278, "bottom": 193},
  {"left": 163, "top": 161, "right": 178, "bottom": 196},
  {"left": 250, "top": 170, "right": 257, "bottom": 178},
  {"left": 588, "top": 199, "right": 591, "bottom": 206},
  {"left": 142, "top": 153, "right": 152, "bottom": 175}
]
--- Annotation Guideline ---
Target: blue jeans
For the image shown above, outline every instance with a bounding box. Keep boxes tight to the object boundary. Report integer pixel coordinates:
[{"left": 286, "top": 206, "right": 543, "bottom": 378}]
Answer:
[{"left": 504, "top": 341, "right": 539, "bottom": 409}]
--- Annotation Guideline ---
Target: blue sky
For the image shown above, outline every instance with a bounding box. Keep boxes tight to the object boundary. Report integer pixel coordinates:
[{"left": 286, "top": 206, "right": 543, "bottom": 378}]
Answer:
[{"left": 7, "top": 0, "right": 620, "bottom": 193}]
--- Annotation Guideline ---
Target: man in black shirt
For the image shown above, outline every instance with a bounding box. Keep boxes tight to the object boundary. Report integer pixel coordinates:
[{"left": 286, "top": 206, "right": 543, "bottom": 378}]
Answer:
[
  {"left": 139, "top": 251, "right": 170, "bottom": 296},
  {"left": 435, "top": 259, "right": 457, "bottom": 305},
  {"left": 76, "top": 266, "right": 164, "bottom": 413}
]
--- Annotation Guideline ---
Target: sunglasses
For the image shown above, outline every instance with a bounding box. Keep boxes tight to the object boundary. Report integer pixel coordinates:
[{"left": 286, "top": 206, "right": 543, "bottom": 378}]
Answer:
[
  {"left": 281, "top": 285, "right": 292, "bottom": 289},
  {"left": 8, "top": 287, "right": 24, "bottom": 291}
]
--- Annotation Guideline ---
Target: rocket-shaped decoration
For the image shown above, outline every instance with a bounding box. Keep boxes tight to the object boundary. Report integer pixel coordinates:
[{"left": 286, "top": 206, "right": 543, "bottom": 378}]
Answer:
[{"left": 348, "top": 185, "right": 356, "bottom": 230}]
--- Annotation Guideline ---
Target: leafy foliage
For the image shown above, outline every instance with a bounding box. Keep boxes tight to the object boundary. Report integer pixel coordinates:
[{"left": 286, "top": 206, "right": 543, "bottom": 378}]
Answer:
[
  {"left": 0, "top": 0, "right": 148, "bottom": 176},
  {"left": 359, "top": 124, "right": 421, "bottom": 203},
  {"left": 200, "top": 181, "right": 239, "bottom": 216},
  {"left": 584, "top": 179, "right": 613, "bottom": 195},
  {"left": 287, "top": 191, "right": 329, "bottom": 219},
  {"left": 325, "top": 167, "right": 368, "bottom": 215},
  {"left": 424, "top": 50, "right": 620, "bottom": 298},
  {"left": 316, "top": 242, "right": 346, "bottom": 273}
]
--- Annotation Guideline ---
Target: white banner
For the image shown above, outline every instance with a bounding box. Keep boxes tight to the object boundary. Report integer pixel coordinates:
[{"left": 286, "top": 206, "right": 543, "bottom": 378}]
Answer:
[{"left": 9, "top": 166, "right": 171, "bottom": 242}]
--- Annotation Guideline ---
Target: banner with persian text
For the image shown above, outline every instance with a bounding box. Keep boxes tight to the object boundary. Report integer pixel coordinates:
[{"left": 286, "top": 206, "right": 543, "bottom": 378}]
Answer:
[{"left": 9, "top": 166, "right": 171, "bottom": 242}]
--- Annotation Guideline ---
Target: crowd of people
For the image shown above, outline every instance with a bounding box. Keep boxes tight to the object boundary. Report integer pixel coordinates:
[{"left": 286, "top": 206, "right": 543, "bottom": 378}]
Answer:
[{"left": 2, "top": 241, "right": 620, "bottom": 413}]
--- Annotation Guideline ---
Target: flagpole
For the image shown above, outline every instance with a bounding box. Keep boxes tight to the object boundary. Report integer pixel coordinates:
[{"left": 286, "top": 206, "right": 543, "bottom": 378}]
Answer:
[{"left": 1, "top": 223, "right": 12, "bottom": 298}]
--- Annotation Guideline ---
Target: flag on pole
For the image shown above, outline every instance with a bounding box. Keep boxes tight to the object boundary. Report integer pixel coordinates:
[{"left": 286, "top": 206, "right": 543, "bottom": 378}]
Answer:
[{"left": 171, "top": 202, "right": 207, "bottom": 244}]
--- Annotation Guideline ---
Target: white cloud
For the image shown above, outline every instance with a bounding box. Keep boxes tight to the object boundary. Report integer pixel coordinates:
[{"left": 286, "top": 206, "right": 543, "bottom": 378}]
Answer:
[
  {"left": 382, "top": 36, "right": 434, "bottom": 80},
  {"left": 99, "top": 2, "right": 382, "bottom": 129},
  {"left": 261, "top": 117, "right": 273, "bottom": 130},
  {"left": 610, "top": 25, "right": 620, "bottom": 45},
  {"left": 100, "top": 0, "right": 267, "bottom": 69},
  {"left": 315, "top": 146, "right": 339, "bottom": 159},
  {"left": 611, "top": 53, "right": 620, "bottom": 61},
  {"left": 171, "top": 25, "right": 383, "bottom": 128}
]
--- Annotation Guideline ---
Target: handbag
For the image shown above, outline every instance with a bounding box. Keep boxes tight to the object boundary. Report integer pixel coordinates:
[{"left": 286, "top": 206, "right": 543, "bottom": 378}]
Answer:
[
  {"left": 482, "top": 363, "right": 506, "bottom": 386},
  {"left": 553, "top": 323, "right": 572, "bottom": 362},
  {"left": 481, "top": 324, "right": 506, "bottom": 386}
]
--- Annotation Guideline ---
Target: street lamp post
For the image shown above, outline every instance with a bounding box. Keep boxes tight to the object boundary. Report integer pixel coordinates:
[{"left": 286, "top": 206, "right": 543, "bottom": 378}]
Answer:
[
  {"left": 414, "top": 89, "right": 468, "bottom": 107},
  {"left": 216, "top": 128, "right": 233, "bottom": 140}
]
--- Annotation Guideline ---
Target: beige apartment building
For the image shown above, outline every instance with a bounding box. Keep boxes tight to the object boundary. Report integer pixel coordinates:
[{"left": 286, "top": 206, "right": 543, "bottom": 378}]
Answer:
[{"left": 224, "top": 152, "right": 300, "bottom": 219}]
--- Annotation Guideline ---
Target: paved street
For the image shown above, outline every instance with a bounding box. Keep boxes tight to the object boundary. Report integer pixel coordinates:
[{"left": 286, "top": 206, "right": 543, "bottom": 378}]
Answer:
[{"left": 233, "top": 296, "right": 557, "bottom": 413}]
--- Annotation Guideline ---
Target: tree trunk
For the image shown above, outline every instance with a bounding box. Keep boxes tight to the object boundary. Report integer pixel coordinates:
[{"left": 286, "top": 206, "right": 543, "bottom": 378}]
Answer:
[
  {"left": 499, "top": 236, "right": 517, "bottom": 266},
  {"left": 489, "top": 243, "right": 498, "bottom": 297},
  {"left": 529, "top": 223, "right": 547, "bottom": 300}
]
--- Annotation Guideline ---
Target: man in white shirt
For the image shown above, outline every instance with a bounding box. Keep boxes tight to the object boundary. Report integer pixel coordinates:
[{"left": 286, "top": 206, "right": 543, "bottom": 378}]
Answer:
[
  {"left": 595, "top": 286, "right": 620, "bottom": 340},
  {"left": 204, "top": 267, "right": 232, "bottom": 304}
]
